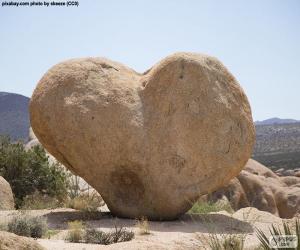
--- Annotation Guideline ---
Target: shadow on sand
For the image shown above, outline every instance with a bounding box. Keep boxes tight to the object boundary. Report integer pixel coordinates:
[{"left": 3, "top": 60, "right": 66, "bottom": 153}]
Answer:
[{"left": 43, "top": 211, "right": 253, "bottom": 234}]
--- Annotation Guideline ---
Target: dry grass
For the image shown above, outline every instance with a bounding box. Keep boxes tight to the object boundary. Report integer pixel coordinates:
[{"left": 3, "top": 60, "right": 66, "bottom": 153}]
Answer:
[
  {"left": 136, "top": 217, "right": 150, "bottom": 235},
  {"left": 66, "top": 220, "right": 85, "bottom": 243},
  {"left": 66, "top": 192, "right": 104, "bottom": 212},
  {"left": 21, "top": 191, "right": 63, "bottom": 210}
]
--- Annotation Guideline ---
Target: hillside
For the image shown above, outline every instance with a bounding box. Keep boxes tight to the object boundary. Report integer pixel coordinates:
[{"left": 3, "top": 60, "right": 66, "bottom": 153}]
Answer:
[
  {"left": 0, "top": 92, "right": 30, "bottom": 141},
  {"left": 253, "top": 122, "right": 300, "bottom": 170}
]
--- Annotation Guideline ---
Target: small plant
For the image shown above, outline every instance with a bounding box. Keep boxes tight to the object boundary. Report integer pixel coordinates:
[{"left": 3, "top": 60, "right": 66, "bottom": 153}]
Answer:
[
  {"left": 256, "top": 219, "right": 300, "bottom": 250},
  {"left": 66, "top": 220, "right": 84, "bottom": 243},
  {"left": 189, "top": 201, "right": 233, "bottom": 214},
  {"left": 110, "top": 225, "right": 135, "bottom": 243},
  {"left": 82, "top": 226, "right": 134, "bottom": 245},
  {"left": 7, "top": 215, "right": 47, "bottom": 238},
  {"left": 84, "top": 228, "right": 112, "bottom": 245},
  {"left": 136, "top": 217, "right": 150, "bottom": 235}
]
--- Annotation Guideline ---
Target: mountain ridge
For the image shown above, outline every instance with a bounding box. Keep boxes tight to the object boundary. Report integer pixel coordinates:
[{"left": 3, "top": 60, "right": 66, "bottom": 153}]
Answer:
[
  {"left": 255, "top": 117, "right": 300, "bottom": 125},
  {"left": 0, "top": 91, "right": 30, "bottom": 141}
]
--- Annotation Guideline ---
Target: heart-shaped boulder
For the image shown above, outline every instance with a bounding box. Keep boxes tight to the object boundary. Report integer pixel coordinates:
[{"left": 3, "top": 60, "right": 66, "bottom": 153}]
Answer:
[{"left": 30, "top": 52, "right": 255, "bottom": 220}]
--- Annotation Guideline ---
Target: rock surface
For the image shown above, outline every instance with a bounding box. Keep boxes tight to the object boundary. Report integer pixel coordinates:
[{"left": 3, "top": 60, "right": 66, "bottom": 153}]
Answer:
[
  {"left": 30, "top": 52, "right": 255, "bottom": 220},
  {"left": 0, "top": 231, "right": 45, "bottom": 250},
  {"left": 208, "top": 159, "right": 300, "bottom": 218},
  {"left": 0, "top": 176, "right": 14, "bottom": 210}
]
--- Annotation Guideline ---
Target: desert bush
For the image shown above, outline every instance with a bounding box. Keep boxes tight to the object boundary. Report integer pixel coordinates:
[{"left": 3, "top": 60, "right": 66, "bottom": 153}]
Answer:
[
  {"left": 110, "top": 225, "right": 134, "bottom": 243},
  {"left": 7, "top": 215, "right": 48, "bottom": 238},
  {"left": 66, "top": 220, "right": 85, "bottom": 243},
  {"left": 28, "top": 216, "right": 48, "bottom": 238},
  {"left": 256, "top": 219, "right": 300, "bottom": 250},
  {"left": 136, "top": 217, "right": 150, "bottom": 235},
  {"left": 84, "top": 228, "right": 113, "bottom": 245},
  {"left": 21, "top": 191, "right": 63, "bottom": 209},
  {"left": 189, "top": 201, "right": 233, "bottom": 214},
  {"left": 83, "top": 226, "right": 134, "bottom": 245},
  {"left": 0, "top": 135, "right": 69, "bottom": 207}
]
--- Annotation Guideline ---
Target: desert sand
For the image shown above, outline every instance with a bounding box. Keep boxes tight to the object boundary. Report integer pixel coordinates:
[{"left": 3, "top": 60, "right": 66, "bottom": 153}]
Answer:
[{"left": 0, "top": 207, "right": 295, "bottom": 250}]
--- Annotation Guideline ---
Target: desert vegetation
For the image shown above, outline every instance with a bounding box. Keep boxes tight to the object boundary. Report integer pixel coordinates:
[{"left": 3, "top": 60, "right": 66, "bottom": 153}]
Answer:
[
  {"left": 66, "top": 220, "right": 134, "bottom": 245},
  {"left": 0, "top": 135, "right": 69, "bottom": 208},
  {"left": 136, "top": 217, "right": 151, "bottom": 235},
  {"left": 0, "top": 135, "right": 105, "bottom": 212},
  {"left": 4, "top": 214, "right": 48, "bottom": 238}
]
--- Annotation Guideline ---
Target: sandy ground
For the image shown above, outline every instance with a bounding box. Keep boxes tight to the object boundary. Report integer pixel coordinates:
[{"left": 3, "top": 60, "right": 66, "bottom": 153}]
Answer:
[{"left": 0, "top": 207, "right": 296, "bottom": 250}]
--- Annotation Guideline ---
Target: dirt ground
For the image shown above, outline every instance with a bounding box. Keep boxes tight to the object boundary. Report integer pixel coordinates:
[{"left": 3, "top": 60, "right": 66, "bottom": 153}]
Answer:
[{"left": 0, "top": 207, "right": 295, "bottom": 250}]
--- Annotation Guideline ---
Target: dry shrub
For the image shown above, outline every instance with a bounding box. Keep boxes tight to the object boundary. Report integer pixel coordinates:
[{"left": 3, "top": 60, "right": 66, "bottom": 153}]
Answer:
[
  {"left": 66, "top": 220, "right": 84, "bottom": 243},
  {"left": 136, "top": 217, "right": 150, "bottom": 235},
  {"left": 21, "top": 191, "right": 63, "bottom": 209},
  {"left": 7, "top": 215, "right": 48, "bottom": 238},
  {"left": 67, "top": 191, "right": 104, "bottom": 212},
  {"left": 84, "top": 226, "right": 134, "bottom": 245}
]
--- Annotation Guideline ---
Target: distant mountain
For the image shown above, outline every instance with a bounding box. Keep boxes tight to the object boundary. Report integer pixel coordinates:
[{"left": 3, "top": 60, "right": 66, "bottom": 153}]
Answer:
[
  {"left": 0, "top": 92, "right": 30, "bottom": 141},
  {"left": 255, "top": 117, "right": 300, "bottom": 125}
]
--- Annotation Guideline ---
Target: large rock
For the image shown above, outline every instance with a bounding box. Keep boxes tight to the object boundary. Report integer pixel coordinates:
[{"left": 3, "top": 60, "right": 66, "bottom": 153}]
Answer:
[
  {"left": 30, "top": 52, "right": 255, "bottom": 220},
  {"left": 0, "top": 231, "right": 44, "bottom": 250},
  {"left": 0, "top": 176, "right": 14, "bottom": 210},
  {"left": 208, "top": 159, "right": 300, "bottom": 218}
]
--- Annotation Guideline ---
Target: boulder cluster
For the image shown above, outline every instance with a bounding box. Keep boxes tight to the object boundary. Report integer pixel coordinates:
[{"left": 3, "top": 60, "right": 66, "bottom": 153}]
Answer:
[{"left": 207, "top": 159, "right": 300, "bottom": 218}]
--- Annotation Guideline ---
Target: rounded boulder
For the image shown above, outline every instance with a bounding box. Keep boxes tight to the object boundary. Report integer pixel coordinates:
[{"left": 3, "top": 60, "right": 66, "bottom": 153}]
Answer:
[{"left": 30, "top": 52, "right": 255, "bottom": 220}]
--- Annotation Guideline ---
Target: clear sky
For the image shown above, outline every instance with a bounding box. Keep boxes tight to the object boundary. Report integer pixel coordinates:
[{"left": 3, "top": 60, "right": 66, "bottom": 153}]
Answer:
[{"left": 0, "top": 0, "right": 299, "bottom": 121}]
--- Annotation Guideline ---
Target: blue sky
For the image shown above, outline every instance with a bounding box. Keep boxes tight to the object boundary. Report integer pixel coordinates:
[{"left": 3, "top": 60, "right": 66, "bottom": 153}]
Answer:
[{"left": 0, "top": 0, "right": 299, "bottom": 121}]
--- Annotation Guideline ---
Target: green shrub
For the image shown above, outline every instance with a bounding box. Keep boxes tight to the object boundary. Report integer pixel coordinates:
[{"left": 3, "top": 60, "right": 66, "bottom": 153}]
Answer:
[
  {"left": 0, "top": 135, "right": 69, "bottom": 207},
  {"left": 7, "top": 215, "right": 48, "bottom": 238},
  {"left": 8, "top": 216, "right": 31, "bottom": 237}
]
